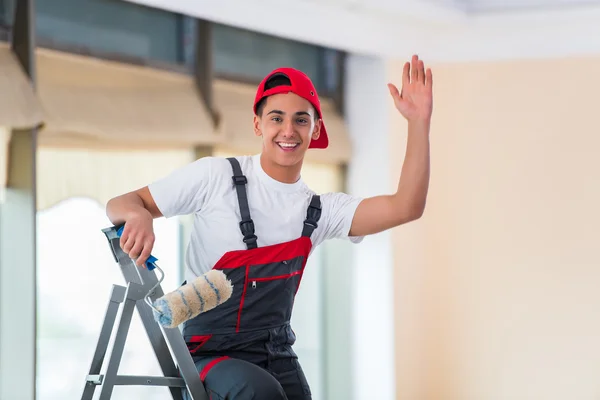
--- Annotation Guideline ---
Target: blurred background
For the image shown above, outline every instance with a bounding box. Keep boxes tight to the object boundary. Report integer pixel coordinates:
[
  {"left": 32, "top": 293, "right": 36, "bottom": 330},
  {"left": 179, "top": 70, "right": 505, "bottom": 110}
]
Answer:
[{"left": 1, "top": 0, "right": 599, "bottom": 399}]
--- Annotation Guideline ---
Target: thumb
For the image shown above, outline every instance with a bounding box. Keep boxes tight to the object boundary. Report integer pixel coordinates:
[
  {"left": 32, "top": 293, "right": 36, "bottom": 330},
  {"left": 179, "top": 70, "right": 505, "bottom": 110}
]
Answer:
[
  {"left": 387, "top": 83, "right": 401, "bottom": 99},
  {"left": 387, "top": 83, "right": 404, "bottom": 109}
]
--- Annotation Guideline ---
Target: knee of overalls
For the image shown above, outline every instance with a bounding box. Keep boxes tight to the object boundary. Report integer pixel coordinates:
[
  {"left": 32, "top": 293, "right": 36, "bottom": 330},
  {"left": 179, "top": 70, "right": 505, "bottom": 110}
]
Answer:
[{"left": 194, "top": 356, "right": 288, "bottom": 400}]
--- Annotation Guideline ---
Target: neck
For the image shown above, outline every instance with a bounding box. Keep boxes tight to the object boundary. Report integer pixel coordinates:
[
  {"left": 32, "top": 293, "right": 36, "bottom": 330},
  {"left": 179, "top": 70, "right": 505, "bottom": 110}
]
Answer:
[{"left": 259, "top": 153, "right": 303, "bottom": 184}]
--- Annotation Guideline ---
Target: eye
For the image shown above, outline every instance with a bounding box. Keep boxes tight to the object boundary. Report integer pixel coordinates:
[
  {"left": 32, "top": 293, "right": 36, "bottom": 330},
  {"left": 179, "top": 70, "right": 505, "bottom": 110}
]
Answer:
[
  {"left": 296, "top": 118, "right": 309, "bottom": 124},
  {"left": 271, "top": 116, "right": 282, "bottom": 122}
]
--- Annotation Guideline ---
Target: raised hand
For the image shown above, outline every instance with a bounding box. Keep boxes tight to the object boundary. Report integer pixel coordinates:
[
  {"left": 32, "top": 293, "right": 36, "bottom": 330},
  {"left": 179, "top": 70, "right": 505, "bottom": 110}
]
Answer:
[{"left": 387, "top": 54, "right": 433, "bottom": 124}]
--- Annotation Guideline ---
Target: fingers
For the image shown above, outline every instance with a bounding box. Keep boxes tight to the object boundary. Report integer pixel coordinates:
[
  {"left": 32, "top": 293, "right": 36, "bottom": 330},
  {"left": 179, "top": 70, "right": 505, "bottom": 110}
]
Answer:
[
  {"left": 426, "top": 67, "right": 433, "bottom": 90},
  {"left": 128, "top": 241, "right": 144, "bottom": 261},
  {"left": 137, "top": 240, "right": 154, "bottom": 268},
  {"left": 119, "top": 223, "right": 155, "bottom": 268},
  {"left": 407, "top": 55, "right": 428, "bottom": 85},
  {"left": 402, "top": 61, "right": 410, "bottom": 88},
  {"left": 130, "top": 235, "right": 155, "bottom": 267},
  {"left": 119, "top": 224, "right": 131, "bottom": 251},
  {"left": 411, "top": 55, "right": 418, "bottom": 83},
  {"left": 121, "top": 234, "right": 133, "bottom": 255},
  {"left": 396, "top": 54, "right": 431, "bottom": 97}
]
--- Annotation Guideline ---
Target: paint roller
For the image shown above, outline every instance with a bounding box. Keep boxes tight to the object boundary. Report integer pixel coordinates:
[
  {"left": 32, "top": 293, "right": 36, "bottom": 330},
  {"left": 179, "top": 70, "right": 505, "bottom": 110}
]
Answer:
[{"left": 116, "top": 226, "right": 233, "bottom": 329}]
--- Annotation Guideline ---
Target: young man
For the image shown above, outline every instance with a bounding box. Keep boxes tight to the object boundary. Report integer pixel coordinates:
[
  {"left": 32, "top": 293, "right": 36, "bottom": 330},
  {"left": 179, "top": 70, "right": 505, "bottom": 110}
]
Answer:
[{"left": 106, "top": 54, "right": 432, "bottom": 400}]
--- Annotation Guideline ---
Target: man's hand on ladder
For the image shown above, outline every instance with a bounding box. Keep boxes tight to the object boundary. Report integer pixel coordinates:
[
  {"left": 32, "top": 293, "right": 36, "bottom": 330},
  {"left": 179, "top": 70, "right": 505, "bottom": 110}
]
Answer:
[{"left": 119, "top": 210, "right": 156, "bottom": 267}]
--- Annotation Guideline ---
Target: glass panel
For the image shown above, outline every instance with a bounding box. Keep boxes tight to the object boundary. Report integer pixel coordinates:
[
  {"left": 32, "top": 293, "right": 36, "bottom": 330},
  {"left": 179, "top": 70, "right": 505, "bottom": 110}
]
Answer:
[
  {"left": 36, "top": 197, "right": 183, "bottom": 399},
  {"left": 181, "top": 16, "right": 197, "bottom": 70},
  {"left": 36, "top": 0, "right": 181, "bottom": 64},
  {"left": 0, "top": 0, "right": 14, "bottom": 28},
  {"left": 322, "top": 48, "right": 341, "bottom": 95},
  {"left": 213, "top": 23, "right": 333, "bottom": 94}
]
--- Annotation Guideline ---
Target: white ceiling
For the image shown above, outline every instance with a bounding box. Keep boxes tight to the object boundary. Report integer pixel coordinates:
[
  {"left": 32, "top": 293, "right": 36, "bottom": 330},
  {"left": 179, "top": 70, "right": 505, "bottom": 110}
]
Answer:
[
  {"left": 124, "top": 0, "right": 600, "bottom": 62},
  {"left": 422, "top": 0, "right": 600, "bottom": 13}
]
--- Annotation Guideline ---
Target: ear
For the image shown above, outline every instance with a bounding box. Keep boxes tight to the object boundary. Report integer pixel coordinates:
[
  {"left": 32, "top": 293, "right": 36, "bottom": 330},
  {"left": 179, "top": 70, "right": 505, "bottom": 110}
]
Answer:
[
  {"left": 253, "top": 115, "right": 262, "bottom": 137},
  {"left": 312, "top": 118, "right": 322, "bottom": 141}
]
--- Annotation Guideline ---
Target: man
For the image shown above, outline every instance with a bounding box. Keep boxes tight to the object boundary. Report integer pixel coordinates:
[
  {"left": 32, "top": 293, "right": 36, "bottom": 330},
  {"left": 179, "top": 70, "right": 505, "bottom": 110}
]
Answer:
[{"left": 106, "top": 54, "right": 432, "bottom": 399}]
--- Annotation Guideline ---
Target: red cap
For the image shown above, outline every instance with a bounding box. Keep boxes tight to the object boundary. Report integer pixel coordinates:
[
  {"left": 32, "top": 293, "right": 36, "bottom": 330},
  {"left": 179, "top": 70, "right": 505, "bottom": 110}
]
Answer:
[{"left": 253, "top": 67, "right": 329, "bottom": 149}]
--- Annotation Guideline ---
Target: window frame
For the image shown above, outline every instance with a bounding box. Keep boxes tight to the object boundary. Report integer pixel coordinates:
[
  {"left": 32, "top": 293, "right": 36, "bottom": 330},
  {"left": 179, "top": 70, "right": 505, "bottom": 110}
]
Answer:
[
  {"left": 32, "top": 1, "right": 191, "bottom": 75},
  {"left": 209, "top": 22, "right": 346, "bottom": 114}
]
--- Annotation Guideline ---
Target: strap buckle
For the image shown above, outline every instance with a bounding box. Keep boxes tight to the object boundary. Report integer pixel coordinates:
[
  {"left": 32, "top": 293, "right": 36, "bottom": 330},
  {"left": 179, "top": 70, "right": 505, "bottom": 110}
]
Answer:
[
  {"left": 305, "top": 204, "right": 321, "bottom": 223},
  {"left": 240, "top": 219, "right": 258, "bottom": 249},
  {"left": 232, "top": 175, "right": 248, "bottom": 185},
  {"left": 303, "top": 220, "right": 318, "bottom": 229},
  {"left": 243, "top": 234, "right": 258, "bottom": 245},
  {"left": 239, "top": 219, "right": 255, "bottom": 235}
]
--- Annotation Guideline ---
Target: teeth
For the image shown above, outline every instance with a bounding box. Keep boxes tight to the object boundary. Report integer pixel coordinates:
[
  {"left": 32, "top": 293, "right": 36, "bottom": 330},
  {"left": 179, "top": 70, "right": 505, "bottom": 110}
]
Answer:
[{"left": 278, "top": 143, "right": 298, "bottom": 148}]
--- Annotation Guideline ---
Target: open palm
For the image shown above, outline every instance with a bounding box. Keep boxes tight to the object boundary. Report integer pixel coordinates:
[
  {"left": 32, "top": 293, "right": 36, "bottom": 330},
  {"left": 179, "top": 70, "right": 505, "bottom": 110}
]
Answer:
[{"left": 388, "top": 55, "right": 433, "bottom": 123}]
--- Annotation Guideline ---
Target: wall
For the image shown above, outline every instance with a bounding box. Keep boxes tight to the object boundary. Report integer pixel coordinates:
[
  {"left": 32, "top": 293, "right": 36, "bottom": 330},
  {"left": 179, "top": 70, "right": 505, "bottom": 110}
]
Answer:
[
  {"left": 389, "top": 55, "right": 600, "bottom": 400},
  {"left": 344, "top": 54, "right": 396, "bottom": 400}
]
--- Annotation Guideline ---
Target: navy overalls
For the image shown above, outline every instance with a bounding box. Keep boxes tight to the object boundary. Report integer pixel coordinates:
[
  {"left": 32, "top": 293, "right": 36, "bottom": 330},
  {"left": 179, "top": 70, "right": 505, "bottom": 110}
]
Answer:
[{"left": 181, "top": 157, "right": 321, "bottom": 400}]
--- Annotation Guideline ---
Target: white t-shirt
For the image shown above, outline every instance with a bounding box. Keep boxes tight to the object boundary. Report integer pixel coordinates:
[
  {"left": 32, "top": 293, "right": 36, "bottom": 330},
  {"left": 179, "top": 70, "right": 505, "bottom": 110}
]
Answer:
[{"left": 148, "top": 154, "right": 364, "bottom": 282}]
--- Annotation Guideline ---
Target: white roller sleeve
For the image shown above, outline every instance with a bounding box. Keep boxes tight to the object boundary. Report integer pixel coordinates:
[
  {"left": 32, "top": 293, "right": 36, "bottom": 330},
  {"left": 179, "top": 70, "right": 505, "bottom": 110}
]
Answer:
[{"left": 153, "top": 269, "right": 233, "bottom": 328}]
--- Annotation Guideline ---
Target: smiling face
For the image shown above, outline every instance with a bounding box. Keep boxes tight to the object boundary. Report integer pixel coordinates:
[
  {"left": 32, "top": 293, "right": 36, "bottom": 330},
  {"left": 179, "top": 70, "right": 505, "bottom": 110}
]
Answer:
[{"left": 254, "top": 92, "right": 322, "bottom": 172}]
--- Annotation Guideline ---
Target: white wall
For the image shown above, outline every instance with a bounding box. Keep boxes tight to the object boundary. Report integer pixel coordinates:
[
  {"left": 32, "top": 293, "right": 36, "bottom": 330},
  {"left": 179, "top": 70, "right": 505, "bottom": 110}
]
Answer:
[
  {"left": 344, "top": 54, "right": 396, "bottom": 400},
  {"left": 388, "top": 55, "right": 600, "bottom": 400}
]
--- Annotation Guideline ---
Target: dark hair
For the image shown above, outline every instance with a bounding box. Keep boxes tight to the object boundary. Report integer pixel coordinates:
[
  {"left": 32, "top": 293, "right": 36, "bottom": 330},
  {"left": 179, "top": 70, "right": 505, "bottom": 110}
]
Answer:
[
  {"left": 255, "top": 73, "right": 317, "bottom": 119},
  {"left": 255, "top": 74, "right": 292, "bottom": 116}
]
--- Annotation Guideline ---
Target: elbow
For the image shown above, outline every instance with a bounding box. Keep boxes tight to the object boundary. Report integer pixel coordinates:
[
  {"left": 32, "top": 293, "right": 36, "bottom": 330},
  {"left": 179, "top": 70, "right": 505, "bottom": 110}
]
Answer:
[
  {"left": 105, "top": 196, "right": 120, "bottom": 225},
  {"left": 404, "top": 209, "right": 424, "bottom": 224},
  {"left": 400, "top": 201, "right": 426, "bottom": 225},
  {"left": 392, "top": 191, "right": 427, "bottom": 225},
  {"left": 105, "top": 193, "right": 133, "bottom": 225},
  {"left": 411, "top": 200, "right": 427, "bottom": 221},
  {"left": 410, "top": 208, "right": 424, "bottom": 222},
  {"left": 412, "top": 200, "right": 427, "bottom": 220}
]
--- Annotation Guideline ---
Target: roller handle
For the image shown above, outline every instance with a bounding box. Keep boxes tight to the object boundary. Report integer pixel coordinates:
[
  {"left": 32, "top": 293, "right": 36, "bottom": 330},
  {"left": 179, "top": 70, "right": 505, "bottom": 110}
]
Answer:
[{"left": 114, "top": 223, "right": 157, "bottom": 271}]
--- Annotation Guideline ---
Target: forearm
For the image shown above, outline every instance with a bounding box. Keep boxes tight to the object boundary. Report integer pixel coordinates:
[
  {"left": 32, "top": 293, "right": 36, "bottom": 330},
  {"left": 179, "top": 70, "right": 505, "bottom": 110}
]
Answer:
[
  {"left": 106, "top": 192, "right": 151, "bottom": 225},
  {"left": 394, "top": 120, "right": 431, "bottom": 218}
]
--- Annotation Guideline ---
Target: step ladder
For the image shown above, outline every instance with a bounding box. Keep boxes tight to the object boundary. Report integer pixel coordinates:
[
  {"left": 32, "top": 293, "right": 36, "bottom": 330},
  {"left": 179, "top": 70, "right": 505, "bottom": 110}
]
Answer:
[{"left": 80, "top": 224, "right": 208, "bottom": 400}]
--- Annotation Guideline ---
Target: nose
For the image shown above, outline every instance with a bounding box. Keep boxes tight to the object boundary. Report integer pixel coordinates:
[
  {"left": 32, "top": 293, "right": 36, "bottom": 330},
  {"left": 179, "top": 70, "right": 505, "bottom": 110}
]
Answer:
[{"left": 281, "top": 119, "right": 295, "bottom": 137}]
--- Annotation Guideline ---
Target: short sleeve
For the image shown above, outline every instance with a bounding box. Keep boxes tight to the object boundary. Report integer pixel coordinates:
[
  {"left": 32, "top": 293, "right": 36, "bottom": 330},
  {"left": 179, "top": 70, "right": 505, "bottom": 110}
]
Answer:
[
  {"left": 320, "top": 192, "right": 365, "bottom": 243},
  {"left": 147, "top": 157, "right": 213, "bottom": 218}
]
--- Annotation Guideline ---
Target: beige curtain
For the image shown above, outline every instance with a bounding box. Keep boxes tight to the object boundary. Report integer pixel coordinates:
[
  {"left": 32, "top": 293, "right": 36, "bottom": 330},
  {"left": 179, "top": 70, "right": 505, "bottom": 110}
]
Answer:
[
  {"left": 0, "top": 43, "right": 45, "bottom": 129},
  {"left": 0, "top": 127, "right": 10, "bottom": 202},
  {"left": 0, "top": 43, "right": 46, "bottom": 196},
  {"left": 213, "top": 79, "right": 352, "bottom": 165},
  {"left": 36, "top": 48, "right": 220, "bottom": 150},
  {"left": 37, "top": 148, "right": 195, "bottom": 211},
  {"left": 33, "top": 48, "right": 221, "bottom": 210}
]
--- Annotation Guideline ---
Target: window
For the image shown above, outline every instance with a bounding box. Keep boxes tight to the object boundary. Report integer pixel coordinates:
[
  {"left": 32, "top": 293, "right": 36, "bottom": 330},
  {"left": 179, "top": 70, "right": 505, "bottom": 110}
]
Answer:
[
  {"left": 36, "top": 197, "right": 183, "bottom": 399},
  {"left": 35, "top": 0, "right": 184, "bottom": 67},
  {"left": 212, "top": 23, "right": 343, "bottom": 98},
  {"left": 0, "top": 0, "right": 13, "bottom": 25},
  {"left": 0, "top": 0, "right": 14, "bottom": 39}
]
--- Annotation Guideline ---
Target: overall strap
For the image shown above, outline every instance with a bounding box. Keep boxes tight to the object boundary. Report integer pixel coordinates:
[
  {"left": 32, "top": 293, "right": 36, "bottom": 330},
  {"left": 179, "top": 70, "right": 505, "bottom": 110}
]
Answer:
[
  {"left": 302, "top": 195, "right": 322, "bottom": 238},
  {"left": 227, "top": 157, "right": 258, "bottom": 250}
]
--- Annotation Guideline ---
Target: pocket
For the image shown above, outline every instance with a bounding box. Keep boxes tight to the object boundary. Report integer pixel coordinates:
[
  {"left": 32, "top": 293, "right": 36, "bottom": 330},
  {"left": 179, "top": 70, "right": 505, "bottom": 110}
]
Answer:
[
  {"left": 247, "top": 257, "right": 304, "bottom": 287},
  {"left": 185, "top": 334, "right": 213, "bottom": 355},
  {"left": 236, "top": 257, "right": 305, "bottom": 331},
  {"left": 239, "top": 277, "right": 298, "bottom": 327}
]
